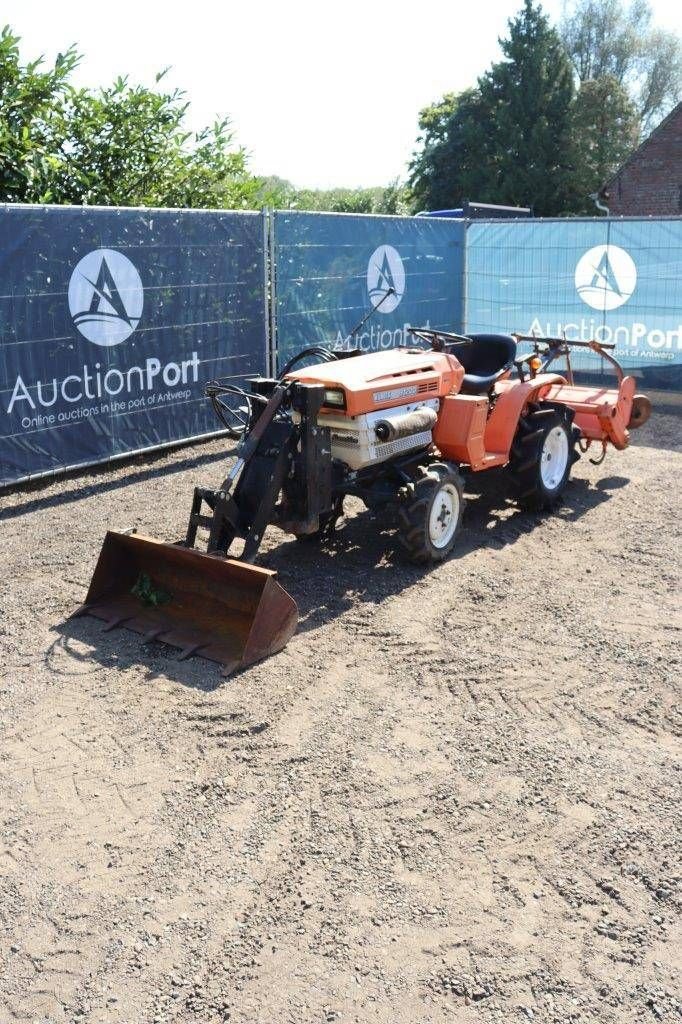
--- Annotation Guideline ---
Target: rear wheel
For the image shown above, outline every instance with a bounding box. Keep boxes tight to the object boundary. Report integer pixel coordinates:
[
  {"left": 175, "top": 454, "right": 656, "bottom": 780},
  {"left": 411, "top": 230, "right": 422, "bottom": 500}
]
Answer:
[
  {"left": 509, "top": 403, "right": 580, "bottom": 510},
  {"left": 396, "top": 462, "right": 464, "bottom": 563}
]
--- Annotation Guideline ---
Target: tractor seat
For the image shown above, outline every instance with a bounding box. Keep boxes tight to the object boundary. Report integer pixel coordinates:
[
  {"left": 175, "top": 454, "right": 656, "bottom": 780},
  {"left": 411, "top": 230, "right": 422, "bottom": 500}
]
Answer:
[{"left": 456, "top": 333, "right": 517, "bottom": 394}]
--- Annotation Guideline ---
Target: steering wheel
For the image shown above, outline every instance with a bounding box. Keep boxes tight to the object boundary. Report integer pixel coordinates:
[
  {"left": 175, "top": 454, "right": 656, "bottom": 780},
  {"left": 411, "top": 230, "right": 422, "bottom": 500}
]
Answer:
[{"left": 407, "top": 327, "right": 473, "bottom": 352}]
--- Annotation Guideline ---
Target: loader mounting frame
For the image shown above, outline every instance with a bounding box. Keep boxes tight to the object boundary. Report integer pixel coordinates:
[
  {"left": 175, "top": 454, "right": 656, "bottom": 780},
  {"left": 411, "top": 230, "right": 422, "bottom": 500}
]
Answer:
[{"left": 185, "top": 378, "right": 333, "bottom": 562}]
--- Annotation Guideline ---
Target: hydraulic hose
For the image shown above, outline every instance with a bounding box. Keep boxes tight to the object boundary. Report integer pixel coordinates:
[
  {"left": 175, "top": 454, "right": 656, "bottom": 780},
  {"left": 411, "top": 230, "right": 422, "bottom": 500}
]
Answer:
[{"left": 279, "top": 346, "right": 339, "bottom": 378}]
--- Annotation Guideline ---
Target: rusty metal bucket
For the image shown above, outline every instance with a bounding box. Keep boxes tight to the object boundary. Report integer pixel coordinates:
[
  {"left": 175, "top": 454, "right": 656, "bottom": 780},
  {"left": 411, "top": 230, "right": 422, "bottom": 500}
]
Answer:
[{"left": 75, "top": 531, "right": 298, "bottom": 673}]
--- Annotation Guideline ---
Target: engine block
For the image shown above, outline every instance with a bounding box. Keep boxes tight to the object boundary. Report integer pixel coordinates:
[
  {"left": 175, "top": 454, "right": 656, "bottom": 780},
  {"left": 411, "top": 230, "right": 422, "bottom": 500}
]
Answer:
[{"left": 317, "top": 399, "right": 439, "bottom": 470}]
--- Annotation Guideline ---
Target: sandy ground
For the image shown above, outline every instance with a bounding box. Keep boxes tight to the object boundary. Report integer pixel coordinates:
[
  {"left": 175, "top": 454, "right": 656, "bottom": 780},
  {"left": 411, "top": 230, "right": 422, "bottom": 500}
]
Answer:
[{"left": 0, "top": 403, "right": 680, "bottom": 1024}]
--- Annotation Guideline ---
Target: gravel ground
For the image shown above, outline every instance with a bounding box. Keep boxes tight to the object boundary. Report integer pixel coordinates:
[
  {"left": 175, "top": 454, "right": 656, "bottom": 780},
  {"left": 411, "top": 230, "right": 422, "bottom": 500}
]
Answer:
[{"left": 0, "top": 402, "right": 680, "bottom": 1024}]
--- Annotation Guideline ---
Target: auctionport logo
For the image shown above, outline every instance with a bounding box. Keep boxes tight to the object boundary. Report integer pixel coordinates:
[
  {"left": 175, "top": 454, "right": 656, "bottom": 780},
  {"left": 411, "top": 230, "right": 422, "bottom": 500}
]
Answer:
[
  {"left": 68, "top": 249, "right": 144, "bottom": 345},
  {"left": 575, "top": 244, "right": 637, "bottom": 312},
  {"left": 367, "top": 245, "right": 405, "bottom": 314}
]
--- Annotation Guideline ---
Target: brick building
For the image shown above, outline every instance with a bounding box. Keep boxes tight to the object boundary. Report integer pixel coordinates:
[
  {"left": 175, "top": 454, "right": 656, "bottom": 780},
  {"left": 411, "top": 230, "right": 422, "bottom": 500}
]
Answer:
[{"left": 601, "top": 101, "right": 682, "bottom": 216}]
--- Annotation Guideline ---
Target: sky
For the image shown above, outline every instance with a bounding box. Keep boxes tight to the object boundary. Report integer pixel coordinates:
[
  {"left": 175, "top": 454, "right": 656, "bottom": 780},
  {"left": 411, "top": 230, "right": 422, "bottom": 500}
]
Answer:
[{"left": 5, "top": 0, "right": 681, "bottom": 190}]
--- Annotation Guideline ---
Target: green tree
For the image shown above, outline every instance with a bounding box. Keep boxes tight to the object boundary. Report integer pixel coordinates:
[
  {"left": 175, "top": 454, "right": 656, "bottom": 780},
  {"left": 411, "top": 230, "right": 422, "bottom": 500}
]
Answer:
[
  {"left": 408, "top": 0, "right": 648, "bottom": 215},
  {"left": 0, "top": 29, "right": 269, "bottom": 208},
  {"left": 571, "top": 75, "right": 640, "bottom": 209},
  {"left": 476, "top": 0, "right": 577, "bottom": 214},
  {"left": 374, "top": 179, "right": 411, "bottom": 215},
  {"left": 0, "top": 25, "right": 77, "bottom": 202},
  {"left": 408, "top": 89, "right": 486, "bottom": 211},
  {"left": 409, "top": 3, "right": 578, "bottom": 215},
  {"left": 46, "top": 73, "right": 263, "bottom": 208},
  {"left": 288, "top": 181, "right": 410, "bottom": 215},
  {"left": 258, "top": 175, "right": 298, "bottom": 207},
  {"left": 559, "top": 0, "right": 682, "bottom": 133}
]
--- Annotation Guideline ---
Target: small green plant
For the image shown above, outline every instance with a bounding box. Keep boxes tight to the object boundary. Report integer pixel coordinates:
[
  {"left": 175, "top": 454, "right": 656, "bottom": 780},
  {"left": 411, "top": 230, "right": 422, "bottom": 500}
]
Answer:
[{"left": 131, "top": 572, "right": 171, "bottom": 607}]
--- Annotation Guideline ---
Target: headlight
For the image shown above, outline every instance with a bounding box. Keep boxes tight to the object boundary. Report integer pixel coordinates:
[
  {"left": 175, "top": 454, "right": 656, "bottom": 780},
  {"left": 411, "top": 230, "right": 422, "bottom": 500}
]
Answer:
[{"left": 323, "top": 388, "right": 346, "bottom": 408}]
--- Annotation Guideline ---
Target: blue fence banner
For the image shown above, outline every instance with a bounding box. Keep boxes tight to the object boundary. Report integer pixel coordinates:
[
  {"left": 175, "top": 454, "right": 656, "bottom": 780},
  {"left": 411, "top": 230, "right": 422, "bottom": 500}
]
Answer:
[
  {"left": 0, "top": 206, "right": 267, "bottom": 487},
  {"left": 273, "top": 211, "right": 465, "bottom": 369},
  {"left": 464, "top": 217, "right": 682, "bottom": 385},
  {"left": 2, "top": 207, "right": 680, "bottom": 490}
]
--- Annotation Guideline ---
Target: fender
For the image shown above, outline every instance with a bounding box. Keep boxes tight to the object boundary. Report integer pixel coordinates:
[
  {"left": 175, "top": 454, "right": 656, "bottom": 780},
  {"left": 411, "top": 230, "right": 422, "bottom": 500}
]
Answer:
[{"left": 482, "top": 373, "right": 568, "bottom": 463}]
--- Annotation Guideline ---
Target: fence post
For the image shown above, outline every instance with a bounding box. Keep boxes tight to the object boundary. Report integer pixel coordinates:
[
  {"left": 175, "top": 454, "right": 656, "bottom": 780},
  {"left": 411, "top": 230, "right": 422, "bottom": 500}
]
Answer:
[
  {"left": 267, "top": 208, "right": 278, "bottom": 377},
  {"left": 460, "top": 219, "right": 470, "bottom": 333},
  {"left": 262, "top": 208, "right": 271, "bottom": 378}
]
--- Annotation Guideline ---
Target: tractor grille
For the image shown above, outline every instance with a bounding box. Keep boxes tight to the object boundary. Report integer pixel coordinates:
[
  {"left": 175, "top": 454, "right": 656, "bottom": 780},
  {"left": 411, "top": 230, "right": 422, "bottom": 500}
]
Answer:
[
  {"left": 323, "top": 398, "right": 438, "bottom": 470},
  {"left": 330, "top": 432, "right": 359, "bottom": 447},
  {"left": 374, "top": 430, "right": 433, "bottom": 459}
]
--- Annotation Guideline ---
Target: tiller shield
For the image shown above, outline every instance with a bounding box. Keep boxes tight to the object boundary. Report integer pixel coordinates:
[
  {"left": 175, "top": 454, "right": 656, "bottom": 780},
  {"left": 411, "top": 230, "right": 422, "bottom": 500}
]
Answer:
[{"left": 75, "top": 531, "right": 298, "bottom": 673}]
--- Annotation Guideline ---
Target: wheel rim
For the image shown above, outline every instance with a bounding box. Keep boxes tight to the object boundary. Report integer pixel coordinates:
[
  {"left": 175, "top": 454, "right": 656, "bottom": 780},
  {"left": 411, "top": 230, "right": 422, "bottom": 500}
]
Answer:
[
  {"left": 428, "top": 483, "right": 460, "bottom": 549},
  {"left": 540, "top": 425, "right": 569, "bottom": 490}
]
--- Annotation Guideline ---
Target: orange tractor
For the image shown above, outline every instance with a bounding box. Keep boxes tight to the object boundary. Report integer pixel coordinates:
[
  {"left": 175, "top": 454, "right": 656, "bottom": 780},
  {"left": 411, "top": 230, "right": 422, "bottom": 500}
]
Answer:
[{"left": 79, "top": 330, "right": 651, "bottom": 672}]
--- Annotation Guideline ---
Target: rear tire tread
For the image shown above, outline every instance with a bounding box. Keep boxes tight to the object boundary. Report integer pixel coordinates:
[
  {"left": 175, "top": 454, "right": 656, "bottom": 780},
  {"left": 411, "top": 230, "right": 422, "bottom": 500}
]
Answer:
[{"left": 508, "top": 402, "right": 580, "bottom": 511}]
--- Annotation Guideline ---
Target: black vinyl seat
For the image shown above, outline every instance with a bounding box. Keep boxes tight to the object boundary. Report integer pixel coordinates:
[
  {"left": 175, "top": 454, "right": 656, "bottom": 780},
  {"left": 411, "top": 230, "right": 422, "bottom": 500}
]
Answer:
[{"left": 456, "top": 333, "right": 517, "bottom": 394}]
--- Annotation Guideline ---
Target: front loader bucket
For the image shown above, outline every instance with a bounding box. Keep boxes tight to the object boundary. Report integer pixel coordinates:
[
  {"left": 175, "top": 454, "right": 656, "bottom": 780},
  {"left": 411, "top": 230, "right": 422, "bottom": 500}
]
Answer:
[{"left": 76, "top": 531, "right": 298, "bottom": 673}]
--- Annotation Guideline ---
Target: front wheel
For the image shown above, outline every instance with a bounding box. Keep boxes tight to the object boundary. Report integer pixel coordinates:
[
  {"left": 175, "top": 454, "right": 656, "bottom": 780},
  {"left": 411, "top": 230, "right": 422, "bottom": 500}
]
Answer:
[
  {"left": 396, "top": 462, "right": 465, "bottom": 563},
  {"left": 509, "top": 403, "right": 580, "bottom": 510}
]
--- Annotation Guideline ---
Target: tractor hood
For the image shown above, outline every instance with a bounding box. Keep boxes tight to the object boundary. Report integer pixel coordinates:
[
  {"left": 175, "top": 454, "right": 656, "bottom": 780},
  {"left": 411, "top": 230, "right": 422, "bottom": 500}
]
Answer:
[{"left": 287, "top": 348, "right": 463, "bottom": 416}]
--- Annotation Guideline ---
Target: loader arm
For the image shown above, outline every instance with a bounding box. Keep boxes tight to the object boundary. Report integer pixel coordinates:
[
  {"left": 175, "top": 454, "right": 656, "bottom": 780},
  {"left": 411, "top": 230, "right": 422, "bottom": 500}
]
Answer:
[
  {"left": 185, "top": 378, "right": 331, "bottom": 561},
  {"left": 185, "top": 381, "right": 294, "bottom": 557}
]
